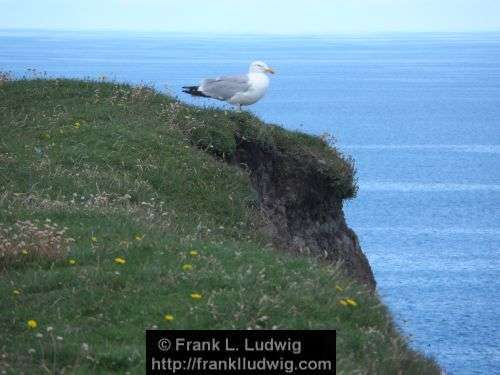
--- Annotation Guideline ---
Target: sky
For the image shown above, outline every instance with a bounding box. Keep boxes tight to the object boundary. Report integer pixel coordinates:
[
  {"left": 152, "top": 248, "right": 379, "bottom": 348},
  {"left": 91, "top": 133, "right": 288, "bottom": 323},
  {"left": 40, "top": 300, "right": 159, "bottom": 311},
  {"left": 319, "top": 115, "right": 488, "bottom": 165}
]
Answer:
[{"left": 1, "top": 0, "right": 499, "bottom": 34}]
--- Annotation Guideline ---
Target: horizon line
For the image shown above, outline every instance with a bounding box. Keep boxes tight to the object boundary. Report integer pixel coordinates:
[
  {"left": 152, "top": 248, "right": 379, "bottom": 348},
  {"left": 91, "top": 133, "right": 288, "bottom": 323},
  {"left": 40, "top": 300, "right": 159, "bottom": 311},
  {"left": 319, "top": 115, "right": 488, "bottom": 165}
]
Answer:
[{"left": 1, "top": 27, "right": 500, "bottom": 37}]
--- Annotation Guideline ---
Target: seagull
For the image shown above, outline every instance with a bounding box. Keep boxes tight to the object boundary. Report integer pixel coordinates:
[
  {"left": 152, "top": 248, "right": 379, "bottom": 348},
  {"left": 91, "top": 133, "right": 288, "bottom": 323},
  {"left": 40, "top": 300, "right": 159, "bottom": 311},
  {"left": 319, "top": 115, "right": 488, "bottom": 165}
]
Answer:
[{"left": 182, "top": 61, "right": 275, "bottom": 111}]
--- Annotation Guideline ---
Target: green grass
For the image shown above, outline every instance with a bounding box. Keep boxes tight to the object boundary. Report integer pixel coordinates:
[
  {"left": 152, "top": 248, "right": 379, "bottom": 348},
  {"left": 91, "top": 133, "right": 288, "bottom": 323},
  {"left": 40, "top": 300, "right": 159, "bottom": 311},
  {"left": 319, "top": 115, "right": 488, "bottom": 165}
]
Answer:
[{"left": 0, "top": 78, "right": 440, "bottom": 374}]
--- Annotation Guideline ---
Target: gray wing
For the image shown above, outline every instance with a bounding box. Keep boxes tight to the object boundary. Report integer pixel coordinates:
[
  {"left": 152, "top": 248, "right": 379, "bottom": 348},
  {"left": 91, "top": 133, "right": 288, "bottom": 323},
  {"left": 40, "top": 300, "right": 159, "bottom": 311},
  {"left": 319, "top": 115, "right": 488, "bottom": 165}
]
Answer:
[{"left": 199, "top": 75, "right": 250, "bottom": 100}]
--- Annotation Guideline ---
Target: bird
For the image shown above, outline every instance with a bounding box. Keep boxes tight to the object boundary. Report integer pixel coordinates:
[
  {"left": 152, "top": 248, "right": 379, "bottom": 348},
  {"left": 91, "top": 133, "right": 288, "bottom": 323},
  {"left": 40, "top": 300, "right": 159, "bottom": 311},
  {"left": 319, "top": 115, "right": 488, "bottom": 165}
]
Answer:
[{"left": 182, "top": 61, "right": 275, "bottom": 111}]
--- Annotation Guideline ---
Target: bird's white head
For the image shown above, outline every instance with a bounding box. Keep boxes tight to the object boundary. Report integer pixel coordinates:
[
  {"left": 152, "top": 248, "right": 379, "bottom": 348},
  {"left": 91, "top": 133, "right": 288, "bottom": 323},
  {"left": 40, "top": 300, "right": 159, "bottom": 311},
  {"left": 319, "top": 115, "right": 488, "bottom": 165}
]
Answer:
[{"left": 249, "top": 61, "right": 275, "bottom": 75}]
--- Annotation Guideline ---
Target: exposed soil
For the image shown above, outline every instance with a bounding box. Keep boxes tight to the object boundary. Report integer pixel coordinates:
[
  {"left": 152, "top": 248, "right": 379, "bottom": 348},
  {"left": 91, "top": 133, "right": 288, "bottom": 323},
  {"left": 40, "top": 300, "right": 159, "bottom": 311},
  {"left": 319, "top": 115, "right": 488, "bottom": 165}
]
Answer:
[{"left": 232, "top": 135, "right": 376, "bottom": 290}]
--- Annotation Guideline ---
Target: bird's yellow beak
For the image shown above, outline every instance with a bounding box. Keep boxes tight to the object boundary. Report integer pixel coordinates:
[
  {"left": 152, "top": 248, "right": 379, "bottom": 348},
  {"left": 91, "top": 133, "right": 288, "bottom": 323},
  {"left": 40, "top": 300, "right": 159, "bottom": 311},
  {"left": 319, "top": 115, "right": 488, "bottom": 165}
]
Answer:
[{"left": 265, "top": 67, "right": 275, "bottom": 74}]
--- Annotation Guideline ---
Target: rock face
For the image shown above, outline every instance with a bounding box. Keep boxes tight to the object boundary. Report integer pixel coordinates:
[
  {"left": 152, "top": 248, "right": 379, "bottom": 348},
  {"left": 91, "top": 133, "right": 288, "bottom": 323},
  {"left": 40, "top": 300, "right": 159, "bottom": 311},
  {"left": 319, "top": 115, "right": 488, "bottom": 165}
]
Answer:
[{"left": 233, "top": 136, "right": 376, "bottom": 290}]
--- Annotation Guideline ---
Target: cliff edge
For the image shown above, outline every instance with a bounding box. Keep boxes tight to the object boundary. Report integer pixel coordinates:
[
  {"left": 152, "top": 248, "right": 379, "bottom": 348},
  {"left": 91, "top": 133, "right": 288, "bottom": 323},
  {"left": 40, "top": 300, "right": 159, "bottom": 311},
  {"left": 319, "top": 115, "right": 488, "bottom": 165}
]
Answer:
[
  {"left": 232, "top": 129, "right": 375, "bottom": 288},
  {"left": 187, "top": 110, "right": 376, "bottom": 288}
]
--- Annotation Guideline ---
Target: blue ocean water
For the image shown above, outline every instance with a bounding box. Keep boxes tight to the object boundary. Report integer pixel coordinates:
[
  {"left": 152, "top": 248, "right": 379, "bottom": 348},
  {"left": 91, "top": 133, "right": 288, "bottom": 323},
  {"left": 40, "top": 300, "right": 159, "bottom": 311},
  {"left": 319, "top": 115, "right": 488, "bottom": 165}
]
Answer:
[{"left": 1, "top": 29, "right": 499, "bottom": 374}]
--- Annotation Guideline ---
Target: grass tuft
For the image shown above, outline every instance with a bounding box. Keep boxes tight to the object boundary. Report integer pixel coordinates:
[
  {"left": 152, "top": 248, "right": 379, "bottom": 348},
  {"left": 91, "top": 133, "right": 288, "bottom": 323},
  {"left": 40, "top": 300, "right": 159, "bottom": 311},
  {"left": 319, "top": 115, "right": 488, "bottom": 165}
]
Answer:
[{"left": 0, "top": 219, "right": 74, "bottom": 270}]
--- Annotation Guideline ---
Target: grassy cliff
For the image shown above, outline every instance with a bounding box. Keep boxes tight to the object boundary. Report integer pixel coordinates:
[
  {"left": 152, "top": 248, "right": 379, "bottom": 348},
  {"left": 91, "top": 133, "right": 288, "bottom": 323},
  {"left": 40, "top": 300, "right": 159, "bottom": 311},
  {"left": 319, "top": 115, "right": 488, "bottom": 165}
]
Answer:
[{"left": 0, "top": 78, "right": 439, "bottom": 374}]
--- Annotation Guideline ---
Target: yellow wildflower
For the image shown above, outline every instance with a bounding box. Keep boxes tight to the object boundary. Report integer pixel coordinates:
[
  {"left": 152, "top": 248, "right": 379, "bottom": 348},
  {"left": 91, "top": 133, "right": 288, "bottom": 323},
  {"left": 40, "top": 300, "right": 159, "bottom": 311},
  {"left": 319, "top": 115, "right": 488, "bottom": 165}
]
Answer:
[
  {"left": 346, "top": 298, "right": 358, "bottom": 307},
  {"left": 91, "top": 236, "right": 97, "bottom": 243},
  {"left": 189, "top": 250, "right": 199, "bottom": 257},
  {"left": 13, "top": 289, "right": 21, "bottom": 295},
  {"left": 21, "top": 249, "right": 28, "bottom": 255},
  {"left": 339, "top": 299, "right": 348, "bottom": 306},
  {"left": 74, "top": 121, "right": 81, "bottom": 129},
  {"left": 182, "top": 264, "right": 193, "bottom": 271},
  {"left": 164, "top": 314, "right": 174, "bottom": 322},
  {"left": 190, "top": 292, "right": 202, "bottom": 300},
  {"left": 68, "top": 259, "right": 76, "bottom": 265},
  {"left": 114, "top": 257, "right": 126, "bottom": 265},
  {"left": 134, "top": 234, "right": 145, "bottom": 241},
  {"left": 27, "top": 320, "right": 38, "bottom": 329}
]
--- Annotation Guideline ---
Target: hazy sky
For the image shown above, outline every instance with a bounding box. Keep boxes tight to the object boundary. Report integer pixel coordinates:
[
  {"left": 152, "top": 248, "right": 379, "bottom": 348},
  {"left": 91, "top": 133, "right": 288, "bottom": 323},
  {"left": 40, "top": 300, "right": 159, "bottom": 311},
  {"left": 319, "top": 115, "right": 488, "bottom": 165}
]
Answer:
[{"left": 1, "top": 0, "right": 499, "bottom": 34}]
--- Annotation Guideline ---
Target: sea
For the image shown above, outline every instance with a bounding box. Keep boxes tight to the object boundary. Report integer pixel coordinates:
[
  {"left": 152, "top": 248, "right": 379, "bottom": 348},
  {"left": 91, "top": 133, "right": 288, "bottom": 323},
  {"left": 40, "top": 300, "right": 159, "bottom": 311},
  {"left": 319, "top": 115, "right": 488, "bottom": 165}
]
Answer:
[{"left": 1, "top": 29, "right": 499, "bottom": 375}]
